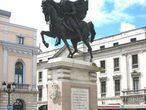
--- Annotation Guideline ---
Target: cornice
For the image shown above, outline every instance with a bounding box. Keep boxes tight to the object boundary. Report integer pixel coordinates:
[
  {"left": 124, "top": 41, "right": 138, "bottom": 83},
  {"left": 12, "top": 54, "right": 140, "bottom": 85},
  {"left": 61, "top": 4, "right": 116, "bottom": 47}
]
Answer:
[
  {"left": 75, "top": 39, "right": 146, "bottom": 59},
  {"left": 113, "top": 75, "right": 121, "bottom": 80},
  {"left": 0, "top": 40, "right": 41, "bottom": 55},
  {"left": 93, "top": 39, "right": 146, "bottom": 55},
  {"left": 0, "top": 28, "right": 36, "bottom": 39},
  {"left": 99, "top": 76, "right": 107, "bottom": 81},
  {"left": 0, "top": 20, "right": 37, "bottom": 32}
]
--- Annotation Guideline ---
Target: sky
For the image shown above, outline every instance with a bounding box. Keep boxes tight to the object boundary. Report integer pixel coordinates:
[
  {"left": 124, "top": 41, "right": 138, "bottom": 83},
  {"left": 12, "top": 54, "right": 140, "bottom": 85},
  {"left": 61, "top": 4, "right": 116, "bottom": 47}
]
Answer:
[{"left": 0, "top": 0, "right": 146, "bottom": 51}]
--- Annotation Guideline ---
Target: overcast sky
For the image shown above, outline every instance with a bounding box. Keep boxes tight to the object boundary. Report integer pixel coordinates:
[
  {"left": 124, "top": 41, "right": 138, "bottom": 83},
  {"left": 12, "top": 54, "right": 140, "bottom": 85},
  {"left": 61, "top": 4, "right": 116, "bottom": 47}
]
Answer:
[{"left": 0, "top": 0, "right": 146, "bottom": 51}]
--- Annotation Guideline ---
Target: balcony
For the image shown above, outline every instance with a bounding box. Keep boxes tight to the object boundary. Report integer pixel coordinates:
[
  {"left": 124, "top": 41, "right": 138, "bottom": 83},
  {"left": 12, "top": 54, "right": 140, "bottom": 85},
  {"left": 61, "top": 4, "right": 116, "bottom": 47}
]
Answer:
[
  {"left": 121, "top": 89, "right": 146, "bottom": 104},
  {"left": 132, "top": 63, "right": 138, "bottom": 69},
  {"left": 15, "top": 84, "right": 30, "bottom": 91}
]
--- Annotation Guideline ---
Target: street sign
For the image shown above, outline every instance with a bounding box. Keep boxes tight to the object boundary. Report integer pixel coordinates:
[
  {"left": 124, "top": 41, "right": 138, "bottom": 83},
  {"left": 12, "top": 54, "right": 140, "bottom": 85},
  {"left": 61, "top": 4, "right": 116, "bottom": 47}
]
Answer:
[{"left": 7, "top": 104, "right": 13, "bottom": 110}]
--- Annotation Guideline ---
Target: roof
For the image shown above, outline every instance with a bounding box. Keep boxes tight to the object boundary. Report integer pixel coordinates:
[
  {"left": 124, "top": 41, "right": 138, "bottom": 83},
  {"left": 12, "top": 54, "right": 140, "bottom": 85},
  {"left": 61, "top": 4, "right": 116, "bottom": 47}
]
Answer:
[
  {"left": 0, "top": 9, "right": 11, "bottom": 17},
  {"left": 94, "top": 26, "right": 146, "bottom": 41}
]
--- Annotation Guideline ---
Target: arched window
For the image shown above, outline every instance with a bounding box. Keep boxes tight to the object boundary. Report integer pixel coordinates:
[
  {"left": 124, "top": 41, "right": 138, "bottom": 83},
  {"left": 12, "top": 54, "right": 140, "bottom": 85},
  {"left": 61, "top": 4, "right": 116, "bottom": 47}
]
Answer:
[
  {"left": 15, "top": 61, "right": 23, "bottom": 84},
  {"left": 13, "top": 99, "right": 25, "bottom": 110}
]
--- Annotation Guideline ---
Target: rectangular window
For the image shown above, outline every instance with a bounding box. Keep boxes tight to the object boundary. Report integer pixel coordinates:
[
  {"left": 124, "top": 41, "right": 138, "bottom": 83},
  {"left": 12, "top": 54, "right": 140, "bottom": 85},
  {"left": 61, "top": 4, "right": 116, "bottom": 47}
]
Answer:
[
  {"left": 38, "top": 87, "right": 42, "bottom": 101},
  {"left": 17, "top": 36, "right": 24, "bottom": 44},
  {"left": 114, "top": 58, "right": 120, "bottom": 71},
  {"left": 132, "top": 54, "right": 138, "bottom": 68},
  {"left": 115, "top": 79, "right": 120, "bottom": 96},
  {"left": 38, "top": 72, "right": 42, "bottom": 82},
  {"left": 100, "top": 45, "right": 105, "bottom": 50},
  {"left": 113, "top": 42, "right": 119, "bottom": 47},
  {"left": 133, "top": 77, "right": 139, "bottom": 92},
  {"left": 100, "top": 60, "right": 106, "bottom": 73},
  {"left": 101, "top": 81, "right": 106, "bottom": 97},
  {"left": 130, "top": 38, "right": 136, "bottom": 42}
]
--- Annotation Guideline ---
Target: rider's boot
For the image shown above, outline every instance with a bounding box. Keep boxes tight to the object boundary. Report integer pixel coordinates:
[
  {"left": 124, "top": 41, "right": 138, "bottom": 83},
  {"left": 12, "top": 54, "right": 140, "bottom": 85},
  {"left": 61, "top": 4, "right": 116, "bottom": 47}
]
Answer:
[
  {"left": 76, "top": 29, "right": 83, "bottom": 41},
  {"left": 55, "top": 37, "right": 61, "bottom": 46}
]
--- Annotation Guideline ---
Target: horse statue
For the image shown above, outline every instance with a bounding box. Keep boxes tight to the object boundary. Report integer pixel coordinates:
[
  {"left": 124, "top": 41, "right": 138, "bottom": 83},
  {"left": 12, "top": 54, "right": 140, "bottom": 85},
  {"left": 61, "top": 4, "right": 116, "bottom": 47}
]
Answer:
[{"left": 40, "top": 0, "right": 96, "bottom": 62}]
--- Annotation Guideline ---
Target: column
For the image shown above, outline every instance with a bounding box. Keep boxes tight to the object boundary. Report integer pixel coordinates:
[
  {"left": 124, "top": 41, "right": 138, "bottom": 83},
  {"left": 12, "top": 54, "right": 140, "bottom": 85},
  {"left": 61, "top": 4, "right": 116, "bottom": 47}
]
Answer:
[
  {"left": 2, "top": 47, "right": 8, "bottom": 82},
  {"left": 32, "top": 54, "right": 37, "bottom": 90}
]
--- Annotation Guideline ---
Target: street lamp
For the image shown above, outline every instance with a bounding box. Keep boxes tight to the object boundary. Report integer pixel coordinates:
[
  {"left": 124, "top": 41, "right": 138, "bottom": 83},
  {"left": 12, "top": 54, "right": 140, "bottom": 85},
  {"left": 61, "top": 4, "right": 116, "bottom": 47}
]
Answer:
[{"left": 2, "top": 81, "right": 16, "bottom": 105}]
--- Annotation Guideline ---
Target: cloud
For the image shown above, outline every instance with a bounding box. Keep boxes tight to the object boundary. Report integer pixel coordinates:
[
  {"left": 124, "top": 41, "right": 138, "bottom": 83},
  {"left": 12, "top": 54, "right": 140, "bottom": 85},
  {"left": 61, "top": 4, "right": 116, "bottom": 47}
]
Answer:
[
  {"left": 85, "top": 0, "right": 146, "bottom": 27},
  {"left": 114, "top": 0, "right": 146, "bottom": 11},
  {"left": 120, "top": 22, "right": 136, "bottom": 32}
]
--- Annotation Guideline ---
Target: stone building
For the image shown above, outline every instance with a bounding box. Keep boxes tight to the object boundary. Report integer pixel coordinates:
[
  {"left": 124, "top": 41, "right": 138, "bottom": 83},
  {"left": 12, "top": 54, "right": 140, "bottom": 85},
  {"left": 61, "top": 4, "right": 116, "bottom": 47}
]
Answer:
[
  {"left": 0, "top": 9, "right": 39, "bottom": 110},
  {"left": 37, "top": 27, "right": 146, "bottom": 110},
  {"left": 92, "top": 27, "right": 146, "bottom": 109}
]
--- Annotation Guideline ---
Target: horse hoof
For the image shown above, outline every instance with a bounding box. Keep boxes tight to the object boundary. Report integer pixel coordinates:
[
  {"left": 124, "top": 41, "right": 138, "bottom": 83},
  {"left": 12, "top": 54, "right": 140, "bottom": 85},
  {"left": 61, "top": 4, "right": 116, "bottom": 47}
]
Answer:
[
  {"left": 90, "top": 59, "right": 92, "bottom": 62},
  {"left": 70, "top": 55, "right": 73, "bottom": 58},
  {"left": 43, "top": 43, "right": 49, "bottom": 48},
  {"left": 46, "top": 43, "right": 49, "bottom": 48},
  {"left": 67, "top": 54, "right": 72, "bottom": 58}
]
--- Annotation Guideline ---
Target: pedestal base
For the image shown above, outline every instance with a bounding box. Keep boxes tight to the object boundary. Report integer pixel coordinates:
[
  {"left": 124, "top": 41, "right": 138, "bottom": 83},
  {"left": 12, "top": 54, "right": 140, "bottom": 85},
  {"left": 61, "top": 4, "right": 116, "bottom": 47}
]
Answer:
[{"left": 45, "top": 58, "right": 99, "bottom": 110}]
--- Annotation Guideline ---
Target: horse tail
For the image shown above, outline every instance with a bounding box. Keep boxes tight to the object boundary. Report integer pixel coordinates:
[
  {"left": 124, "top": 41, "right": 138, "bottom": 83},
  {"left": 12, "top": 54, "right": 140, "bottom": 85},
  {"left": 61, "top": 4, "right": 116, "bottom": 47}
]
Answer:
[{"left": 88, "top": 21, "right": 96, "bottom": 43}]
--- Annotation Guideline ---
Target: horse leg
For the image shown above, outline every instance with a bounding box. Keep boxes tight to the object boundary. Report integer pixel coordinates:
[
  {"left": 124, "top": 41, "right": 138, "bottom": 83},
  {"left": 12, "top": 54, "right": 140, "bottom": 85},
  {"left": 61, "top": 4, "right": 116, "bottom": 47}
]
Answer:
[
  {"left": 41, "top": 31, "right": 50, "bottom": 48},
  {"left": 62, "top": 38, "right": 73, "bottom": 58},
  {"left": 71, "top": 39, "right": 78, "bottom": 57},
  {"left": 82, "top": 39, "right": 93, "bottom": 62},
  {"left": 40, "top": 31, "right": 56, "bottom": 48}
]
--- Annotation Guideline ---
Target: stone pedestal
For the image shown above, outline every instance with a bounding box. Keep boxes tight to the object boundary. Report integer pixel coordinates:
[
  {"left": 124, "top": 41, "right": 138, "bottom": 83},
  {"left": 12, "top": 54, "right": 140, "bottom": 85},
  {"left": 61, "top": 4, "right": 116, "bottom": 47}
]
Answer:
[{"left": 45, "top": 58, "right": 99, "bottom": 110}]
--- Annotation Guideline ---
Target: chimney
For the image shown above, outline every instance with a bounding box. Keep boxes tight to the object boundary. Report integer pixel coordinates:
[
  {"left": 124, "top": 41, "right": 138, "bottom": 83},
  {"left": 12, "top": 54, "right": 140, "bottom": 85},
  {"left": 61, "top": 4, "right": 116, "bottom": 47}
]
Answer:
[{"left": 0, "top": 9, "right": 11, "bottom": 22}]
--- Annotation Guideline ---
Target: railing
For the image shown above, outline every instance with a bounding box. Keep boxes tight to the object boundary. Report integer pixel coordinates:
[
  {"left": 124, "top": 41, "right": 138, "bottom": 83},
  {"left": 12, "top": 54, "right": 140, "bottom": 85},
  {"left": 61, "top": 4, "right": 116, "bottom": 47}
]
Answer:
[
  {"left": 38, "top": 97, "right": 42, "bottom": 101},
  {"left": 115, "top": 91, "right": 120, "bottom": 96},
  {"left": 132, "top": 63, "right": 138, "bottom": 69},
  {"left": 15, "top": 84, "right": 30, "bottom": 90},
  {"left": 122, "top": 89, "right": 146, "bottom": 96},
  {"left": 101, "top": 92, "right": 106, "bottom": 97},
  {"left": 121, "top": 89, "right": 146, "bottom": 104},
  {"left": 114, "top": 67, "right": 120, "bottom": 71}
]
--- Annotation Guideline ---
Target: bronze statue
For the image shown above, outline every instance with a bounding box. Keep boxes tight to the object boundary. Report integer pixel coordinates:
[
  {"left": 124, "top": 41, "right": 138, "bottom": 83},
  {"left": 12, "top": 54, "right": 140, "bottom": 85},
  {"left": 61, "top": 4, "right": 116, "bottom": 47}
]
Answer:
[{"left": 41, "top": 0, "right": 96, "bottom": 62}]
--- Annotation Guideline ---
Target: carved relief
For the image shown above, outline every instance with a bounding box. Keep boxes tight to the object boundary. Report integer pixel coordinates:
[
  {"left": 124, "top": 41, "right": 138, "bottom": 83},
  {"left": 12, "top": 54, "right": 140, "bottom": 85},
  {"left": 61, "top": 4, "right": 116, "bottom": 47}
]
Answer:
[{"left": 49, "top": 83, "right": 61, "bottom": 104}]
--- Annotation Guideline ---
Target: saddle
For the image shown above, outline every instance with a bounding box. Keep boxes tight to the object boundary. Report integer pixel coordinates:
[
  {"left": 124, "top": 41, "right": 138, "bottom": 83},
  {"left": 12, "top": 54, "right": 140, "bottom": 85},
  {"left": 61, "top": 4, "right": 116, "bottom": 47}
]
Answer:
[{"left": 62, "top": 20, "right": 74, "bottom": 32}]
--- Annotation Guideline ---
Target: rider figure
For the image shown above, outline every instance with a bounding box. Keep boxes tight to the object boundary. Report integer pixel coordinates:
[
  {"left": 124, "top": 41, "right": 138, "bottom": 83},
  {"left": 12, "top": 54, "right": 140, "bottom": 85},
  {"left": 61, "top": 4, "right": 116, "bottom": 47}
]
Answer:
[{"left": 55, "top": 0, "right": 83, "bottom": 46}]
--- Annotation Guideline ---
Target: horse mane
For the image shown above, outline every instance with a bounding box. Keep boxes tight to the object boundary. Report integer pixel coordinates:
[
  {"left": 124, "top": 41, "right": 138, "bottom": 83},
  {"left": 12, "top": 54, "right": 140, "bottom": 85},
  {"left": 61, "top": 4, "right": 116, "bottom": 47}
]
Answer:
[
  {"left": 42, "top": 0, "right": 61, "bottom": 18},
  {"left": 41, "top": 1, "right": 49, "bottom": 15}
]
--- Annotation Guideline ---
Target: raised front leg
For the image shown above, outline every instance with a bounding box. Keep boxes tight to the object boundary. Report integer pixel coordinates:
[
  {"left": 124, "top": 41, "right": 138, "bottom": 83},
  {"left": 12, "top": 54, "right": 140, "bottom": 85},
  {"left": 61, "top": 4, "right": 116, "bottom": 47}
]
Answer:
[{"left": 40, "top": 31, "right": 56, "bottom": 48}]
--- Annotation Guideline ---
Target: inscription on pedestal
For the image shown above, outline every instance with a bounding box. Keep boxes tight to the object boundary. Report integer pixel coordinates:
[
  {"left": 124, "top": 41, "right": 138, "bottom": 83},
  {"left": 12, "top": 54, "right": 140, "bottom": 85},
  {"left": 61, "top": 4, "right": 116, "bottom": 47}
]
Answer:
[{"left": 71, "top": 88, "right": 89, "bottom": 110}]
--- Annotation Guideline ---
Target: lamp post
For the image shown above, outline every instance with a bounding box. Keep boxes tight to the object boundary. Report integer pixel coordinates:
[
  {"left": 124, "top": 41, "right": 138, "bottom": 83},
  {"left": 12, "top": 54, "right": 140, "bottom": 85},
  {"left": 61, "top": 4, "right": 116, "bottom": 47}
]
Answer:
[{"left": 2, "top": 81, "right": 16, "bottom": 108}]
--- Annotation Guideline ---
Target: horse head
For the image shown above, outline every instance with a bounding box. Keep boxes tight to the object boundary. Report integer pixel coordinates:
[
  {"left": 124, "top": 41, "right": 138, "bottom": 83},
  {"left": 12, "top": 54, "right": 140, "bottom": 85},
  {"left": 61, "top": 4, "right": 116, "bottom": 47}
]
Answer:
[{"left": 42, "top": 0, "right": 52, "bottom": 22}]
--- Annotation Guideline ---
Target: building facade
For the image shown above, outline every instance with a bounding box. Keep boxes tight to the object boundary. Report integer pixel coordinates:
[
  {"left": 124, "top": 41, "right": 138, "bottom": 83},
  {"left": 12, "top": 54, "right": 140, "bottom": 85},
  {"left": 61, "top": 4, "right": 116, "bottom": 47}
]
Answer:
[
  {"left": 0, "top": 9, "right": 39, "bottom": 110},
  {"left": 37, "top": 49, "right": 59, "bottom": 110},
  {"left": 37, "top": 27, "right": 146, "bottom": 110},
  {"left": 92, "top": 28, "right": 146, "bottom": 109}
]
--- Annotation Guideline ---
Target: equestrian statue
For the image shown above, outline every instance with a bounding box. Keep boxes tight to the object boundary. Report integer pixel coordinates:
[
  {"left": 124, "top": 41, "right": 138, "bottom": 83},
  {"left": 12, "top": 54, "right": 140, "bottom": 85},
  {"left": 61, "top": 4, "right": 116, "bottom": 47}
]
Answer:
[{"left": 40, "top": 0, "right": 96, "bottom": 62}]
